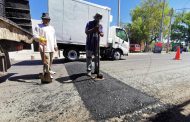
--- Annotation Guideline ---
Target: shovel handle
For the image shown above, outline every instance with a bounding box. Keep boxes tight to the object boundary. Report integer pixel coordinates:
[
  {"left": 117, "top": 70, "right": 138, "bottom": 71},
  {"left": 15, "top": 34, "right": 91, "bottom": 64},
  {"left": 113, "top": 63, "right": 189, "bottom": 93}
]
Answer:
[
  {"left": 97, "top": 34, "right": 100, "bottom": 75},
  {"left": 42, "top": 45, "right": 47, "bottom": 64}
]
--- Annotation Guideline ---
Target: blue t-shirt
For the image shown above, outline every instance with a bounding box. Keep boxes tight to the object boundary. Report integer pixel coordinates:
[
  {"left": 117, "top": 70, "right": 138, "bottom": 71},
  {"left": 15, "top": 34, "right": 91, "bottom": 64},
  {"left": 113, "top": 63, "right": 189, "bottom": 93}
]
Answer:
[{"left": 85, "top": 20, "right": 103, "bottom": 53}]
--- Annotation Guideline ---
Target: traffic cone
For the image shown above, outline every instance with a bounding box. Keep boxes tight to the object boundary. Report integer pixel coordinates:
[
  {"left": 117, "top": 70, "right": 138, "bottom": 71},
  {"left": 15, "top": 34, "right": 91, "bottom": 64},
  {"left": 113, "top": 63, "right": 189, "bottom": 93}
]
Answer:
[{"left": 174, "top": 47, "right": 180, "bottom": 60}]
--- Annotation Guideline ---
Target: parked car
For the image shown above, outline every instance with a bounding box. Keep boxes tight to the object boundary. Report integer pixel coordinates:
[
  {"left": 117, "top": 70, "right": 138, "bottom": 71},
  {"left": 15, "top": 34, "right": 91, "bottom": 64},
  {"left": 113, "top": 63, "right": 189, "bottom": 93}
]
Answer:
[
  {"left": 130, "top": 44, "right": 141, "bottom": 52},
  {"left": 153, "top": 42, "right": 163, "bottom": 53}
]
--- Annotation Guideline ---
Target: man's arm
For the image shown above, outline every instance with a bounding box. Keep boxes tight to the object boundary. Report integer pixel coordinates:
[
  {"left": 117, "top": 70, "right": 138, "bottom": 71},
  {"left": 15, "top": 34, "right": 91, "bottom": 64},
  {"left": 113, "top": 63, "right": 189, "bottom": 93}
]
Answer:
[
  {"left": 85, "top": 22, "right": 99, "bottom": 34},
  {"left": 33, "top": 25, "right": 47, "bottom": 46},
  {"left": 85, "top": 28, "right": 95, "bottom": 34},
  {"left": 99, "top": 25, "right": 104, "bottom": 37},
  {"left": 54, "top": 33, "right": 58, "bottom": 51},
  {"left": 33, "top": 26, "right": 40, "bottom": 41},
  {"left": 99, "top": 31, "right": 104, "bottom": 37}
]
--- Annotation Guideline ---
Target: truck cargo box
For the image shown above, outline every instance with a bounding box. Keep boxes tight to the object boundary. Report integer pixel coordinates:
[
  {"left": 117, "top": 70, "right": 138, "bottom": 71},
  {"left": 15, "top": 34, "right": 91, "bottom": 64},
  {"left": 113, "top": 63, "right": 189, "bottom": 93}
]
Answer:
[{"left": 49, "top": 0, "right": 111, "bottom": 47}]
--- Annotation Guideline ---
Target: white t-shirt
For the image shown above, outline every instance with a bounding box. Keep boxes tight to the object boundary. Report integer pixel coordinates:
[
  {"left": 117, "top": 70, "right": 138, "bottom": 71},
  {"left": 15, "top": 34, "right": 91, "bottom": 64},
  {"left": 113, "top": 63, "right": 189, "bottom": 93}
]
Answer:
[{"left": 34, "top": 24, "right": 57, "bottom": 53}]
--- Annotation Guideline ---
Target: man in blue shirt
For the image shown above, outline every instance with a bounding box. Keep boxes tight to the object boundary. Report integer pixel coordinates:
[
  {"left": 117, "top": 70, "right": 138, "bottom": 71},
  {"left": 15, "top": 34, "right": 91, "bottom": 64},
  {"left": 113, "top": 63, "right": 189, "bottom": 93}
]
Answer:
[{"left": 85, "top": 13, "right": 104, "bottom": 76}]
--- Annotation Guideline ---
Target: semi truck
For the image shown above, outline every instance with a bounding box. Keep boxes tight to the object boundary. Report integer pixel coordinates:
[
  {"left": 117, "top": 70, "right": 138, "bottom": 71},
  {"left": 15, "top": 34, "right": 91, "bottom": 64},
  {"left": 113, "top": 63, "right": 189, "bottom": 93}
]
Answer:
[{"left": 48, "top": 0, "right": 130, "bottom": 61}]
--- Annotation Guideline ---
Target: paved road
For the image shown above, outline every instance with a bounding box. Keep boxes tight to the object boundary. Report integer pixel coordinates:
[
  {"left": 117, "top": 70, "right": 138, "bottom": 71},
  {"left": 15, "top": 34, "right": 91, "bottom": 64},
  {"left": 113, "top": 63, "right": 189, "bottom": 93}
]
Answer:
[
  {"left": 62, "top": 62, "right": 160, "bottom": 121},
  {"left": 1, "top": 52, "right": 190, "bottom": 121},
  {"left": 101, "top": 52, "right": 190, "bottom": 121},
  {"left": 102, "top": 53, "right": 190, "bottom": 104}
]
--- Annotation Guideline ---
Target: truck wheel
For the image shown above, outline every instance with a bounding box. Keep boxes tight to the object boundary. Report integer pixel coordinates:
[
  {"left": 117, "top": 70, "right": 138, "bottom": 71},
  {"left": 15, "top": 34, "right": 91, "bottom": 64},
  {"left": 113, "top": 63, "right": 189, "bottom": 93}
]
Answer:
[
  {"left": 65, "top": 49, "right": 79, "bottom": 61},
  {"left": 100, "top": 54, "right": 107, "bottom": 59},
  {"left": 63, "top": 51, "right": 67, "bottom": 58},
  {"left": 112, "top": 50, "right": 121, "bottom": 60}
]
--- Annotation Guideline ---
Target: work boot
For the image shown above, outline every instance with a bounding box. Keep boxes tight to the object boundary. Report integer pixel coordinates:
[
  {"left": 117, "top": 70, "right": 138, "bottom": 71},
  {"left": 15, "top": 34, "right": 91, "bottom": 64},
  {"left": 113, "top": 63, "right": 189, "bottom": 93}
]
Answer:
[
  {"left": 92, "top": 71, "right": 98, "bottom": 75},
  {"left": 49, "top": 70, "right": 56, "bottom": 75},
  {"left": 87, "top": 72, "right": 95, "bottom": 79},
  {"left": 41, "top": 72, "right": 53, "bottom": 84},
  {"left": 87, "top": 71, "right": 91, "bottom": 76}
]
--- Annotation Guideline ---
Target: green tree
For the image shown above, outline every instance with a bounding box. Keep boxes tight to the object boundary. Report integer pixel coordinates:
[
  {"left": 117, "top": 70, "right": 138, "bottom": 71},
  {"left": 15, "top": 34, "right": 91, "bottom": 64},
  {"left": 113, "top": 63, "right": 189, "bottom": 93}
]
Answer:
[
  {"left": 171, "top": 12, "right": 190, "bottom": 43},
  {"left": 129, "top": 0, "right": 171, "bottom": 51},
  {"left": 183, "top": 12, "right": 190, "bottom": 42}
]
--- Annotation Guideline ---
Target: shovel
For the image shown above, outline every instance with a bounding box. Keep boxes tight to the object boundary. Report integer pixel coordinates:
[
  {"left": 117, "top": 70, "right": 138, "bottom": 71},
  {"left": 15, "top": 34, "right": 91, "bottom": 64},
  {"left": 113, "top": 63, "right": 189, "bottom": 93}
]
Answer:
[
  {"left": 39, "top": 38, "right": 52, "bottom": 84},
  {"left": 95, "top": 33, "right": 104, "bottom": 80}
]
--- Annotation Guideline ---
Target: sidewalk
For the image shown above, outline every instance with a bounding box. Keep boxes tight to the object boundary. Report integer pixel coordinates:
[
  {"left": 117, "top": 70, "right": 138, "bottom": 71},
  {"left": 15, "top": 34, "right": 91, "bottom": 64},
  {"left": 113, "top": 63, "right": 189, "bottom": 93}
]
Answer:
[
  {"left": 129, "top": 51, "right": 179, "bottom": 56},
  {"left": 0, "top": 59, "right": 91, "bottom": 121},
  {"left": 129, "top": 52, "right": 153, "bottom": 56},
  {"left": 9, "top": 50, "right": 63, "bottom": 61}
]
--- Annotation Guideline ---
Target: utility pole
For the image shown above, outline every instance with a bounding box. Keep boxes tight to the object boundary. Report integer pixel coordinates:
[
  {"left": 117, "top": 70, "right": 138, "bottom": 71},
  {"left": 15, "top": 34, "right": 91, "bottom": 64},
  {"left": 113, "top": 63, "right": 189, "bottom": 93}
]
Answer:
[
  {"left": 166, "top": 8, "right": 174, "bottom": 53},
  {"left": 159, "top": 0, "right": 166, "bottom": 42},
  {"left": 118, "top": 0, "right": 121, "bottom": 27}
]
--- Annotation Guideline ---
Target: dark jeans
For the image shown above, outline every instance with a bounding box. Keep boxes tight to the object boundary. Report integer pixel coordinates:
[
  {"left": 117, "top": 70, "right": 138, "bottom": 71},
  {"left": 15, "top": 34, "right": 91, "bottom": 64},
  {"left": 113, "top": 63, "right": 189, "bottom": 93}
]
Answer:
[{"left": 86, "top": 50, "right": 98, "bottom": 74}]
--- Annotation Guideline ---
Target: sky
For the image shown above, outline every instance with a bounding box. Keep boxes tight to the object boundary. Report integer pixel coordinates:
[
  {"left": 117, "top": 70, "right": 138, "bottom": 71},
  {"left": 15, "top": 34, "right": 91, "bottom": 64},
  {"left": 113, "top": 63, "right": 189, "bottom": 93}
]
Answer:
[{"left": 30, "top": 0, "right": 190, "bottom": 25}]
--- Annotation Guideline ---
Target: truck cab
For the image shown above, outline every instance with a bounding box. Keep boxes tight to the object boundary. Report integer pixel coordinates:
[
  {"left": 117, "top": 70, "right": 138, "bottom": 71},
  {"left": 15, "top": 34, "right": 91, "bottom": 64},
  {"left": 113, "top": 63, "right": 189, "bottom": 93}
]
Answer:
[{"left": 107, "top": 26, "right": 129, "bottom": 59}]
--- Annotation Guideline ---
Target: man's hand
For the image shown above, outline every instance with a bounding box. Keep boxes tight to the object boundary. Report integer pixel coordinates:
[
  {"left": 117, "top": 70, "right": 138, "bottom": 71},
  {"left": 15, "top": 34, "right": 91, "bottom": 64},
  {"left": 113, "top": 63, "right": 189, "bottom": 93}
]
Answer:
[
  {"left": 39, "top": 37, "right": 47, "bottom": 46},
  {"left": 94, "top": 26, "right": 99, "bottom": 32},
  {"left": 39, "top": 41, "right": 47, "bottom": 46},
  {"left": 99, "top": 32, "right": 104, "bottom": 37},
  {"left": 86, "top": 26, "right": 100, "bottom": 34},
  {"left": 54, "top": 47, "right": 58, "bottom": 52}
]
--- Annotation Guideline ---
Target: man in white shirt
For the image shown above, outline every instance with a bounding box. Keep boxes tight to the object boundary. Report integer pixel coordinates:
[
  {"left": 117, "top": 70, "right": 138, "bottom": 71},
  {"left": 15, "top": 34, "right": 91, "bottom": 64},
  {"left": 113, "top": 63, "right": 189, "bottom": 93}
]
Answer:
[{"left": 34, "top": 13, "right": 58, "bottom": 79}]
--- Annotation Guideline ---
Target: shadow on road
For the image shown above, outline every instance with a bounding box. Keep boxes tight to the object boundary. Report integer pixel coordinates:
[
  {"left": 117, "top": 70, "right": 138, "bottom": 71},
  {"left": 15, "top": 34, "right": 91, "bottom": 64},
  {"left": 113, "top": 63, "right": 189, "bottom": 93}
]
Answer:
[
  {"left": 12, "top": 59, "right": 65, "bottom": 66},
  {"left": 12, "top": 57, "right": 125, "bottom": 66},
  {"left": 13, "top": 60, "right": 43, "bottom": 66},
  {"left": 9, "top": 74, "right": 40, "bottom": 85},
  {"left": 56, "top": 73, "right": 94, "bottom": 83},
  {"left": 149, "top": 99, "right": 190, "bottom": 122},
  {"left": 57, "top": 61, "right": 158, "bottom": 121},
  {"left": 101, "top": 58, "right": 126, "bottom": 61},
  {"left": 0, "top": 73, "right": 16, "bottom": 83}
]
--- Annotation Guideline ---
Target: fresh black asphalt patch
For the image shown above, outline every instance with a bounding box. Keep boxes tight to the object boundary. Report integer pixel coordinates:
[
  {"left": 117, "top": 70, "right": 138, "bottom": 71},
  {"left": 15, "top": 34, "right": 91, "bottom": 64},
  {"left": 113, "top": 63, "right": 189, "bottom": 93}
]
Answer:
[{"left": 57, "top": 62, "right": 160, "bottom": 120}]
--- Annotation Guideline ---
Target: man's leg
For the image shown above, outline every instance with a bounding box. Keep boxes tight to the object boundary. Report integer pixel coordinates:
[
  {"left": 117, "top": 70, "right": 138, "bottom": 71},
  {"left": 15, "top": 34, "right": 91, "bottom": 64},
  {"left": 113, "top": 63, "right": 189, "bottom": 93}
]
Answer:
[
  {"left": 40, "top": 51, "right": 46, "bottom": 73},
  {"left": 49, "top": 52, "right": 53, "bottom": 70},
  {"left": 49, "top": 52, "right": 56, "bottom": 74},
  {"left": 44, "top": 52, "right": 50, "bottom": 73},
  {"left": 41, "top": 52, "right": 53, "bottom": 80},
  {"left": 86, "top": 50, "right": 93, "bottom": 75}
]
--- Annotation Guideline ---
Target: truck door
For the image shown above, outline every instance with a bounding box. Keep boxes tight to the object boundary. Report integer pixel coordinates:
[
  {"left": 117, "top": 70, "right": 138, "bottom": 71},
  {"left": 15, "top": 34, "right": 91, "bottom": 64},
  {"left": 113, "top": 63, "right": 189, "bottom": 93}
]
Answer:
[{"left": 115, "top": 28, "right": 129, "bottom": 55}]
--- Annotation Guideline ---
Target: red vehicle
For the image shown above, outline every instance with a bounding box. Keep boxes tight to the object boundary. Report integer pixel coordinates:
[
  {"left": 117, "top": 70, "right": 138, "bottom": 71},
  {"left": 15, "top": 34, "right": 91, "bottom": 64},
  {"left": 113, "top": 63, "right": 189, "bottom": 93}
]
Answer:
[
  {"left": 130, "top": 44, "right": 141, "bottom": 52},
  {"left": 153, "top": 42, "right": 163, "bottom": 53}
]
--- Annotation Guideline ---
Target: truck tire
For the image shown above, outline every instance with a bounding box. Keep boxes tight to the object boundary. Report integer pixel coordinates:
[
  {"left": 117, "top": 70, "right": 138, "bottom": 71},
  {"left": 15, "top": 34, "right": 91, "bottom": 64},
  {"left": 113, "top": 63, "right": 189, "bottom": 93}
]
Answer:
[
  {"left": 100, "top": 54, "right": 107, "bottom": 60},
  {"left": 112, "top": 50, "right": 121, "bottom": 60},
  {"left": 64, "top": 49, "right": 79, "bottom": 61},
  {"left": 63, "top": 51, "right": 67, "bottom": 58}
]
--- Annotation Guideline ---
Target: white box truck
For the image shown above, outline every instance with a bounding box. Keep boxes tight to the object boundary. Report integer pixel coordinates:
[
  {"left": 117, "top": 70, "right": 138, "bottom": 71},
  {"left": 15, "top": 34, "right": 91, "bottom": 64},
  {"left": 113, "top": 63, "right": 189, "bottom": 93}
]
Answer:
[{"left": 48, "top": 0, "right": 129, "bottom": 61}]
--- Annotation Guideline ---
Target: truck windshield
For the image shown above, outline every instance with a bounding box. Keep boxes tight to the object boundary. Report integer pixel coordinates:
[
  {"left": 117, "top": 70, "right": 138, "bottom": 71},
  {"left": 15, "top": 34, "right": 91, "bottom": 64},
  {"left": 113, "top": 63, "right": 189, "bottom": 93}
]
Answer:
[{"left": 116, "top": 29, "right": 128, "bottom": 42}]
